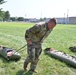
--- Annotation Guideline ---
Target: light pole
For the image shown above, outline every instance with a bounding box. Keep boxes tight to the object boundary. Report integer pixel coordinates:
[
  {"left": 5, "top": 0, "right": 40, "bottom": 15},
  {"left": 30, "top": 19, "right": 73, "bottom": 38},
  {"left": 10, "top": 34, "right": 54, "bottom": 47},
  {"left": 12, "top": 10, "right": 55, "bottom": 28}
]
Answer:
[
  {"left": 64, "top": 13, "right": 65, "bottom": 24},
  {"left": 67, "top": 9, "right": 69, "bottom": 24},
  {"left": 25, "top": 14, "right": 26, "bottom": 22},
  {"left": 41, "top": 12, "right": 42, "bottom": 18}
]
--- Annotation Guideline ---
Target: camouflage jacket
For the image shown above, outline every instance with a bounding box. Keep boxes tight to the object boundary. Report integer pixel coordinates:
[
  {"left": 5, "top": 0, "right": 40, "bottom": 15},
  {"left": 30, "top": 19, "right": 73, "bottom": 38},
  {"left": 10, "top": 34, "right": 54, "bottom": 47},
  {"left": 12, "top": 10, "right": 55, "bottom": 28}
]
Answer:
[{"left": 25, "top": 22, "right": 53, "bottom": 43}]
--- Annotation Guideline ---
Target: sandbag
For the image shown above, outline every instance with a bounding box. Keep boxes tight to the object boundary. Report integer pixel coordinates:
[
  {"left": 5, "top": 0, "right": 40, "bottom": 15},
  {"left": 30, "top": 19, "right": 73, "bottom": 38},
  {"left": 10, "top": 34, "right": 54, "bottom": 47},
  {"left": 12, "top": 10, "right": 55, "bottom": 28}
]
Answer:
[
  {"left": 0, "top": 46, "right": 21, "bottom": 61},
  {"left": 44, "top": 48, "right": 76, "bottom": 68}
]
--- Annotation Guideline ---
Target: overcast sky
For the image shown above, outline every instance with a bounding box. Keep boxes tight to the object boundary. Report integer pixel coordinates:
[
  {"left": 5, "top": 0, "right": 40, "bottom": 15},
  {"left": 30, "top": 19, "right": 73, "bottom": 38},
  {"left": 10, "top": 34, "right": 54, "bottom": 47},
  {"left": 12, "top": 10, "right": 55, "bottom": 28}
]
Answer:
[{"left": 0, "top": 0, "right": 76, "bottom": 18}]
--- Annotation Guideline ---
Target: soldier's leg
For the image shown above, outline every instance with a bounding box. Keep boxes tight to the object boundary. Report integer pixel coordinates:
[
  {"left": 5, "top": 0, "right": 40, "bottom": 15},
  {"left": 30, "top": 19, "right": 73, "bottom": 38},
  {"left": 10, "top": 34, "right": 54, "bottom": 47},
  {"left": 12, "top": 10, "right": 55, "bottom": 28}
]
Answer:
[
  {"left": 30, "top": 47, "right": 35, "bottom": 61},
  {"left": 36, "top": 46, "right": 42, "bottom": 59},
  {"left": 24, "top": 45, "right": 35, "bottom": 71},
  {"left": 30, "top": 46, "right": 42, "bottom": 72},
  {"left": 24, "top": 56, "right": 30, "bottom": 71},
  {"left": 24, "top": 45, "right": 30, "bottom": 71},
  {"left": 29, "top": 58, "right": 39, "bottom": 73},
  {"left": 24, "top": 44, "right": 36, "bottom": 71}
]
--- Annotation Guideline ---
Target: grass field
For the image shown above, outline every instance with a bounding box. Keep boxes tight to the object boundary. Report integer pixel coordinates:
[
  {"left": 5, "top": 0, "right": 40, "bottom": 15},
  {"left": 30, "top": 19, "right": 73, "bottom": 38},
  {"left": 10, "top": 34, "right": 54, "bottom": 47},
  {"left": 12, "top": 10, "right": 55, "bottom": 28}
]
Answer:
[{"left": 0, "top": 22, "right": 76, "bottom": 75}]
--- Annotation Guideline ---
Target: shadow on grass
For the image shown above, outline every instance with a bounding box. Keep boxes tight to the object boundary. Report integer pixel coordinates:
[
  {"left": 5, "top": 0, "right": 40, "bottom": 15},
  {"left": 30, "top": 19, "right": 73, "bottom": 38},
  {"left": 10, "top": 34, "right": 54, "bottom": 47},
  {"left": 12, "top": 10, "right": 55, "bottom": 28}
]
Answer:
[
  {"left": 16, "top": 69, "right": 33, "bottom": 75},
  {"left": 0, "top": 55, "right": 20, "bottom": 63},
  {"left": 0, "top": 56, "right": 9, "bottom": 63}
]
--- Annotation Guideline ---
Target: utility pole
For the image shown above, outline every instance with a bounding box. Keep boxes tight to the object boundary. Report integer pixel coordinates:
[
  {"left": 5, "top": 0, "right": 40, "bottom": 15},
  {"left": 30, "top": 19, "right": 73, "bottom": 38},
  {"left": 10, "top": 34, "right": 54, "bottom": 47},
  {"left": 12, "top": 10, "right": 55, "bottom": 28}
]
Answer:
[
  {"left": 25, "top": 14, "right": 26, "bottom": 22},
  {"left": 64, "top": 13, "right": 65, "bottom": 24},
  {"left": 41, "top": 12, "right": 42, "bottom": 18},
  {"left": 40, "top": 12, "right": 43, "bottom": 21},
  {"left": 67, "top": 9, "right": 69, "bottom": 24}
]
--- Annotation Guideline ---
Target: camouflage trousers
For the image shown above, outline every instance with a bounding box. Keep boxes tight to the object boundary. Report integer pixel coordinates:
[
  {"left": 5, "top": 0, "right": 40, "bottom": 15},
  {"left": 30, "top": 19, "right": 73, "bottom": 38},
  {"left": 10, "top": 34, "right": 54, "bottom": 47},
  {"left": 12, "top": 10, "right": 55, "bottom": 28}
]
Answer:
[{"left": 24, "top": 43, "right": 42, "bottom": 71}]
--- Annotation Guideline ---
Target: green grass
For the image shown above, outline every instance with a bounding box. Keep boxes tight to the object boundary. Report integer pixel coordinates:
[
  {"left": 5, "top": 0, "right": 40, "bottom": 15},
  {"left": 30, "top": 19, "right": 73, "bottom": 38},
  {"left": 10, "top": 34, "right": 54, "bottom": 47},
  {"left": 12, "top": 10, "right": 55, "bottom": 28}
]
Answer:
[{"left": 0, "top": 22, "right": 76, "bottom": 75}]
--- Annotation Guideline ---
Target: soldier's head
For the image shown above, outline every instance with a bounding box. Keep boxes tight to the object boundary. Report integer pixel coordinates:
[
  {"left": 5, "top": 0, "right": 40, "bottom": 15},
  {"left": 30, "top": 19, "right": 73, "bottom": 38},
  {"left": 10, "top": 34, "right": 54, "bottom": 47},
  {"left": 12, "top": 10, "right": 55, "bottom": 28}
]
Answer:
[{"left": 48, "top": 18, "right": 57, "bottom": 29}]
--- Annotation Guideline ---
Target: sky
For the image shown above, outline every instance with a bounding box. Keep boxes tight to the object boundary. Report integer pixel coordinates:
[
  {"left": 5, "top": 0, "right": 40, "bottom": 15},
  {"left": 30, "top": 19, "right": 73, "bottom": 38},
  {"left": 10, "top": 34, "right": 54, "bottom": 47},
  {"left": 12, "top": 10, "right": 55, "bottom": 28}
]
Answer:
[{"left": 0, "top": 0, "right": 76, "bottom": 18}]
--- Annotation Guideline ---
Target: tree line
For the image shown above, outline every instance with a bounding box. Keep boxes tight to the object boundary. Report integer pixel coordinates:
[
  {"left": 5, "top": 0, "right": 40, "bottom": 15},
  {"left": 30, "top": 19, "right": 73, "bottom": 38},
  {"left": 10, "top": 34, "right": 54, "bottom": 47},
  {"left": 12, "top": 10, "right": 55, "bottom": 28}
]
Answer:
[
  {"left": 0, "top": 0, "right": 10, "bottom": 21},
  {"left": 0, "top": 0, "right": 47, "bottom": 22},
  {"left": 0, "top": 0, "right": 25, "bottom": 21}
]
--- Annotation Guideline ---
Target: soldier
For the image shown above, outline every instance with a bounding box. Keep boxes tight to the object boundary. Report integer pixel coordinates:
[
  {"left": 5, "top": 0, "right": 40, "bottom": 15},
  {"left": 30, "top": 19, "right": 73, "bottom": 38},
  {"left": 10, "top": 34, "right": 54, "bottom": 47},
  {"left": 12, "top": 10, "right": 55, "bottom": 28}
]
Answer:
[
  {"left": 24, "top": 18, "right": 57, "bottom": 73},
  {"left": 69, "top": 46, "right": 76, "bottom": 52}
]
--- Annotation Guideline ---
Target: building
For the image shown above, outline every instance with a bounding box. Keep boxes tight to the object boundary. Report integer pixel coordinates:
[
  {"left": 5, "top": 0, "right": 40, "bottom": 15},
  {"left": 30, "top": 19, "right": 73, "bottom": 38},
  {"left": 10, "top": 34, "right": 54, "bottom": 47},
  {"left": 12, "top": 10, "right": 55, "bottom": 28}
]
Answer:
[
  {"left": 56, "top": 17, "right": 76, "bottom": 24},
  {"left": 25, "top": 17, "right": 76, "bottom": 24},
  {"left": 25, "top": 18, "right": 39, "bottom": 22},
  {"left": 56, "top": 18, "right": 67, "bottom": 24},
  {"left": 69, "top": 17, "right": 76, "bottom": 24}
]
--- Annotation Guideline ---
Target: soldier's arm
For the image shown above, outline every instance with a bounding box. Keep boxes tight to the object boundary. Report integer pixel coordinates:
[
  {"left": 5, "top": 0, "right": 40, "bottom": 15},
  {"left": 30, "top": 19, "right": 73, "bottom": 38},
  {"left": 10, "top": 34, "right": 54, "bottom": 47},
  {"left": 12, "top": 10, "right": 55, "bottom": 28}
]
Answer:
[
  {"left": 25, "top": 24, "right": 41, "bottom": 38},
  {"left": 25, "top": 29, "right": 32, "bottom": 45},
  {"left": 29, "top": 24, "right": 41, "bottom": 33},
  {"left": 25, "top": 24, "right": 41, "bottom": 44}
]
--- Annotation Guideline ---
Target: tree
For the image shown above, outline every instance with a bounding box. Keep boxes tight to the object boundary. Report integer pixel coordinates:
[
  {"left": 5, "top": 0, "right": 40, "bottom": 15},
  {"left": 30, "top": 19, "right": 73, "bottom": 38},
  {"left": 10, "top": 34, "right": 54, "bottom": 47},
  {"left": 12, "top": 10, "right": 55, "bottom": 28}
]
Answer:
[
  {"left": 0, "top": 16, "right": 3, "bottom": 21},
  {"left": 40, "top": 18, "right": 44, "bottom": 21},
  {"left": 10, "top": 17, "right": 17, "bottom": 21},
  {"left": 17, "top": 17, "right": 25, "bottom": 21},
  {"left": 0, "top": 0, "right": 5, "bottom": 18},
  {"left": 0, "top": 0, "right": 7, "bottom": 21},
  {"left": 0, "top": 0, "right": 6, "bottom": 5},
  {"left": 4, "top": 11, "right": 10, "bottom": 21},
  {"left": 0, "top": 10, "right": 5, "bottom": 21},
  {"left": 44, "top": 17, "right": 46, "bottom": 20}
]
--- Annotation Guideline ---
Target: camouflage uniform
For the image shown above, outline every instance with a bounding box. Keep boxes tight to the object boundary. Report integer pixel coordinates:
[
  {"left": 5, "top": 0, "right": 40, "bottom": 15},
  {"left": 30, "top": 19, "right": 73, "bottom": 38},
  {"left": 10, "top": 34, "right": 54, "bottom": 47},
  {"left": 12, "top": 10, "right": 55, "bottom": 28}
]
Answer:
[
  {"left": 24, "top": 22, "right": 53, "bottom": 71},
  {"left": 69, "top": 46, "right": 76, "bottom": 52}
]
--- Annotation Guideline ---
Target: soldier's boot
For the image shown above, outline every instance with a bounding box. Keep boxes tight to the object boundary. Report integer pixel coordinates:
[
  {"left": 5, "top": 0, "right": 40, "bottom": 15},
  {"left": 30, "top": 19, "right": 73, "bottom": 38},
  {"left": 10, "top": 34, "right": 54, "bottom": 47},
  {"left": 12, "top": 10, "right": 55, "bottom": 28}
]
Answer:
[
  {"left": 29, "top": 59, "right": 39, "bottom": 73},
  {"left": 24, "top": 56, "right": 31, "bottom": 71},
  {"left": 29, "top": 69, "right": 38, "bottom": 73},
  {"left": 24, "top": 62, "right": 29, "bottom": 71}
]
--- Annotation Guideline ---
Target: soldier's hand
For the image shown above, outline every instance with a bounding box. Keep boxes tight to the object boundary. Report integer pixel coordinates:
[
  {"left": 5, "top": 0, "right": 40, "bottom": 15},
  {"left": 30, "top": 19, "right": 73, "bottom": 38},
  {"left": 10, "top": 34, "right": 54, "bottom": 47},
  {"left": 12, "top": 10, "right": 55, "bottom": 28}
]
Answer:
[
  {"left": 41, "top": 39, "right": 44, "bottom": 43},
  {"left": 27, "top": 39, "right": 32, "bottom": 45}
]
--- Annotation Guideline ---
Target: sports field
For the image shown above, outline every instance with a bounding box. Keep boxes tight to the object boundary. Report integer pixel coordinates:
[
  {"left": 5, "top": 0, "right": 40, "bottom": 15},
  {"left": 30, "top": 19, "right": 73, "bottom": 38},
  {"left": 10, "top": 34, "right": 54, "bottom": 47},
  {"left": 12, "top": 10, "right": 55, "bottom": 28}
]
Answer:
[{"left": 0, "top": 22, "right": 76, "bottom": 75}]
